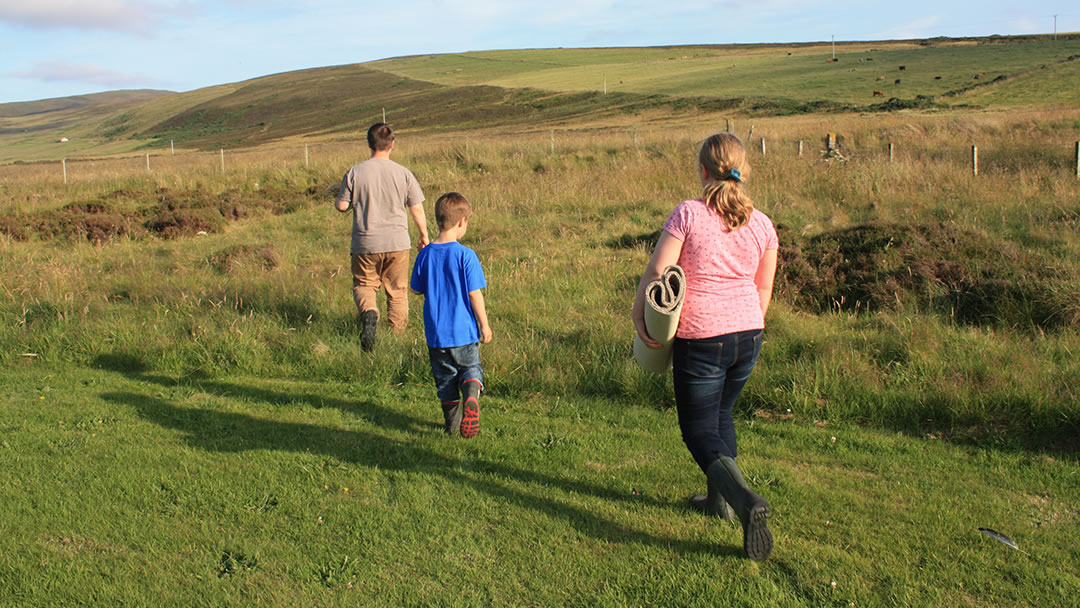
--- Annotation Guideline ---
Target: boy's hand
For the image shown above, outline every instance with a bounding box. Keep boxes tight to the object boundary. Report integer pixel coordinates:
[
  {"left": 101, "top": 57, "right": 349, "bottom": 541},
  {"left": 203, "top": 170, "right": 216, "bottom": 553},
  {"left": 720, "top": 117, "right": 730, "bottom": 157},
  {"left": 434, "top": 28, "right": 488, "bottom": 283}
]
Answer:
[{"left": 479, "top": 325, "right": 493, "bottom": 344}]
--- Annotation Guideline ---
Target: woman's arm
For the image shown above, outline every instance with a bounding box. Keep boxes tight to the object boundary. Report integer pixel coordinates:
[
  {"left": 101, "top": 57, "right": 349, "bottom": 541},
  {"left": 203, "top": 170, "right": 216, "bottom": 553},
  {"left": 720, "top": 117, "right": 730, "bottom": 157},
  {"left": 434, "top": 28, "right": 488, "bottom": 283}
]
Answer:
[
  {"left": 754, "top": 248, "right": 778, "bottom": 317},
  {"left": 632, "top": 231, "right": 684, "bottom": 349}
]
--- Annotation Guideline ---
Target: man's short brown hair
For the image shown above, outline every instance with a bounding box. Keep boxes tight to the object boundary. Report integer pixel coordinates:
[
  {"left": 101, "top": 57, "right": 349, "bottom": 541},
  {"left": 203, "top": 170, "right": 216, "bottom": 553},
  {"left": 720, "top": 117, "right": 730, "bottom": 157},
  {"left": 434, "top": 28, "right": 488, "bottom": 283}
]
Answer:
[
  {"left": 367, "top": 123, "right": 394, "bottom": 151},
  {"left": 435, "top": 192, "right": 472, "bottom": 230}
]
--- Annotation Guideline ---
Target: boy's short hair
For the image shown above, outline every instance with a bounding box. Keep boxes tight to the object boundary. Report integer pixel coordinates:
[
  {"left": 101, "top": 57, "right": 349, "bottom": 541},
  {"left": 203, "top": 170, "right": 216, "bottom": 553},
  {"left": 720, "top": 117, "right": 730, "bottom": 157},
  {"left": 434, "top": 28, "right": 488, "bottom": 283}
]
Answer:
[
  {"left": 367, "top": 123, "right": 394, "bottom": 151},
  {"left": 435, "top": 192, "right": 473, "bottom": 230}
]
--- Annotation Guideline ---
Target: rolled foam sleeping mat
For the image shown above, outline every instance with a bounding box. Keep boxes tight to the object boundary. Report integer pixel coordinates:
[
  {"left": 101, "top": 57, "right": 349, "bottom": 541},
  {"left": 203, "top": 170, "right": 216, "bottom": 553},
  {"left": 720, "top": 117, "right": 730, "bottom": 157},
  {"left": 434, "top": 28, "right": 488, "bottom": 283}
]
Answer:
[{"left": 633, "top": 264, "right": 685, "bottom": 373}]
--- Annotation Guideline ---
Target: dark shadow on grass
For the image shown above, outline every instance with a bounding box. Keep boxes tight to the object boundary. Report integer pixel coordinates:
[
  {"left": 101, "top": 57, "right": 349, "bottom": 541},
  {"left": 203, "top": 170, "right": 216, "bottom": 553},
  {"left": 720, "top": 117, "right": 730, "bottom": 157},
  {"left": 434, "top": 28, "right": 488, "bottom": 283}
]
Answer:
[{"left": 98, "top": 378, "right": 743, "bottom": 559}]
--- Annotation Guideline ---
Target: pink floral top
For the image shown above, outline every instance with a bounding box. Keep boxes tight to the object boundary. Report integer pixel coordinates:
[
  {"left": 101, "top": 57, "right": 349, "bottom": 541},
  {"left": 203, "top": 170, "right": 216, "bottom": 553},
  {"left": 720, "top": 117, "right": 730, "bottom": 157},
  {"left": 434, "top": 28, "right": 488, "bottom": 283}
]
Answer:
[{"left": 662, "top": 199, "right": 778, "bottom": 339}]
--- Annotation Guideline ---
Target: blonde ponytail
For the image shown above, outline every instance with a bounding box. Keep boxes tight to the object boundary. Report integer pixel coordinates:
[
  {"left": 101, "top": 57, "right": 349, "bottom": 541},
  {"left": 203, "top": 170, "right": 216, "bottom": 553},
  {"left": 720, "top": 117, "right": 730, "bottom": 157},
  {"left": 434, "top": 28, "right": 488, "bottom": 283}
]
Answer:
[{"left": 699, "top": 133, "right": 754, "bottom": 230}]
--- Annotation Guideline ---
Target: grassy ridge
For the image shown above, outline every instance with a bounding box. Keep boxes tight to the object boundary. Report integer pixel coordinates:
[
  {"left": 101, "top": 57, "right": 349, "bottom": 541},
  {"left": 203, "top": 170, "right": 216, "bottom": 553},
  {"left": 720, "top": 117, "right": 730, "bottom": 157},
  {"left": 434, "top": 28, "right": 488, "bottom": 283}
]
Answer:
[
  {"left": 5, "top": 36, "right": 1080, "bottom": 163},
  {"left": 375, "top": 38, "right": 1080, "bottom": 105}
]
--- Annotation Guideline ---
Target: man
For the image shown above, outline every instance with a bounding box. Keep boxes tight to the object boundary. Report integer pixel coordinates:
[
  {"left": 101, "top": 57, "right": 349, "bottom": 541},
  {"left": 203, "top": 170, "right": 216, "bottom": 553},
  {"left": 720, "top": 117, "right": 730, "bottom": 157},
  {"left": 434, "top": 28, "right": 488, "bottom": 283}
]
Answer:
[{"left": 336, "top": 123, "right": 429, "bottom": 351}]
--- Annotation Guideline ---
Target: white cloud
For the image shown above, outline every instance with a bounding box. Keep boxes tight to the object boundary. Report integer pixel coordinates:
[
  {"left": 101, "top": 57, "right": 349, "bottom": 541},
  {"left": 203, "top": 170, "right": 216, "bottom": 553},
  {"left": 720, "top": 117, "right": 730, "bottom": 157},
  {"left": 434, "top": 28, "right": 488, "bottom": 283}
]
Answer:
[
  {"left": 6, "top": 60, "right": 154, "bottom": 87},
  {"left": 0, "top": 1, "right": 191, "bottom": 35}
]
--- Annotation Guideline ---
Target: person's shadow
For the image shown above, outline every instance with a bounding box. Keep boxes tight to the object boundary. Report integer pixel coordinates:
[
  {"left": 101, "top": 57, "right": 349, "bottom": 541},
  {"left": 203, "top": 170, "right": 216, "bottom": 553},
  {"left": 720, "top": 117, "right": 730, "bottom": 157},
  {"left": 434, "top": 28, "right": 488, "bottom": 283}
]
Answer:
[{"left": 94, "top": 354, "right": 741, "bottom": 558}]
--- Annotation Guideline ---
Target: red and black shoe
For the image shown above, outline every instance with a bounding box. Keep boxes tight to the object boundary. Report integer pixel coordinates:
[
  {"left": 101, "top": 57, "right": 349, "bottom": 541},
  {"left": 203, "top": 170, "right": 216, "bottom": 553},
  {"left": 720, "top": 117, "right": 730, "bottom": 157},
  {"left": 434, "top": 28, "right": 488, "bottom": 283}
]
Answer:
[{"left": 460, "top": 379, "right": 482, "bottom": 438}]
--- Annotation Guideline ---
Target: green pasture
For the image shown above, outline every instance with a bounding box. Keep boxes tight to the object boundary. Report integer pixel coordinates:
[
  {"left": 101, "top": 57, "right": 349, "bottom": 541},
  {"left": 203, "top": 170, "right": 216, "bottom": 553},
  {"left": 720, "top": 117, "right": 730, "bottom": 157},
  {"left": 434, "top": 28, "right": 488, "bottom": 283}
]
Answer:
[
  {"left": 375, "top": 38, "right": 1080, "bottom": 106},
  {"left": 2, "top": 107, "right": 1080, "bottom": 605},
  {"left": 2, "top": 362, "right": 1077, "bottom": 607}
]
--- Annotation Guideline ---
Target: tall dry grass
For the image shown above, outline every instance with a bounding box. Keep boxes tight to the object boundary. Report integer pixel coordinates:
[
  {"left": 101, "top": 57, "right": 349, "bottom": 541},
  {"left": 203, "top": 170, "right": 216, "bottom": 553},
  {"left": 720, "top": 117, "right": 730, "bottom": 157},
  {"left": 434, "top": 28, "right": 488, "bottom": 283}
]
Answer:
[{"left": 2, "top": 107, "right": 1079, "bottom": 448}]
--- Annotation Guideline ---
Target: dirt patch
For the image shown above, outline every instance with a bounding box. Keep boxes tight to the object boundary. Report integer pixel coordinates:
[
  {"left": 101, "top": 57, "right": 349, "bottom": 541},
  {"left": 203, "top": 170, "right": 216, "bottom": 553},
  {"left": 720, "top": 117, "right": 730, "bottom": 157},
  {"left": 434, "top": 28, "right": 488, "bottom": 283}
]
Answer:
[
  {"left": 206, "top": 243, "right": 281, "bottom": 273},
  {"left": 0, "top": 185, "right": 312, "bottom": 244},
  {"left": 776, "top": 221, "right": 1079, "bottom": 331},
  {"left": 0, "top": 216, "right": 29, "bottom": 240},
  {"left": 146, "top": 207, "right": 224, "bottom": 238}
]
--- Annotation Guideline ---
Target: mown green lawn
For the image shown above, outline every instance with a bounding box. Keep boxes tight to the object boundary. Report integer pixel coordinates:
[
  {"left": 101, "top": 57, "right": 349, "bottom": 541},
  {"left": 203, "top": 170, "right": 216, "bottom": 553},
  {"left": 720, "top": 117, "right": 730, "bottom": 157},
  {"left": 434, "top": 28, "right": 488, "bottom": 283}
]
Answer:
[{"left": 2, "top": 362, "right": 1077, "bottom": 607}]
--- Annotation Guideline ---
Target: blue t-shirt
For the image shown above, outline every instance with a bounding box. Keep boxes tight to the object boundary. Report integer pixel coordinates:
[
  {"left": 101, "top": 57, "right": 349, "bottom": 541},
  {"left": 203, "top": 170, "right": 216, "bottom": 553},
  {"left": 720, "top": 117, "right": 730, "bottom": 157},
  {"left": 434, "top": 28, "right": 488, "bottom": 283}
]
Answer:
[{"left": 410, "top": 241, "right": 487, "bottom": 348}]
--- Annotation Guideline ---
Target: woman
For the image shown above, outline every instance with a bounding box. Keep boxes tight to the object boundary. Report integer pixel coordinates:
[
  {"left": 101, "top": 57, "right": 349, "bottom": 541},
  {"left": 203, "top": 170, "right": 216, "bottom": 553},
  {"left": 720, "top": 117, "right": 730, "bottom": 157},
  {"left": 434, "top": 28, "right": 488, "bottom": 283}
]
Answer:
[{"left": 632, "top": 132, "right": 778, "bottom": 561}]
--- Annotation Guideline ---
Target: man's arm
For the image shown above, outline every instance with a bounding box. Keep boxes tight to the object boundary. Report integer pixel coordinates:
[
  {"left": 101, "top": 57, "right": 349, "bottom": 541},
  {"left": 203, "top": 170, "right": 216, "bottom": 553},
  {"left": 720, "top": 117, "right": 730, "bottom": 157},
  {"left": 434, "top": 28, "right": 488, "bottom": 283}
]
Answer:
[
  {"left": 408, "top": 203, "right": 430, "bottom": 249},
  {"left": 468, "top": 289, "right": 492, "bottom": 344}
]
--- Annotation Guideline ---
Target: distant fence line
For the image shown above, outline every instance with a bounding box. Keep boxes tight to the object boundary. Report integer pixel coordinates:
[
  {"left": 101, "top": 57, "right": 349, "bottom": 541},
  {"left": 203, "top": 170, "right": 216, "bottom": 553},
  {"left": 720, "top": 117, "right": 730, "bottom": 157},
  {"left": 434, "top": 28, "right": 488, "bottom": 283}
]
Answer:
[{"left": 21, "top": 130, "right": 1080, "bottom": 185}]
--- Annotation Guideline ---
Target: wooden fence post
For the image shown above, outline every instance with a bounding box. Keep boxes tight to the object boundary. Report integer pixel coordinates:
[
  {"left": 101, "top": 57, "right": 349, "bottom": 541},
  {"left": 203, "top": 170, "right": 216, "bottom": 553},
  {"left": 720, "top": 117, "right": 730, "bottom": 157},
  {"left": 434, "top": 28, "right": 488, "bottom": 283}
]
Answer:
[
  {"left": 550, "top": 130, "right": 555, "bottom": 154},
  {"left": 146, "top": 153, "right": 151, "bottom": 172},
  {"left": 221, "top": 149, "right": 225, "bottom": 175},
  {"left": 760, "top": 137, "right": 766, "bottom": 156},
  {"left": 746, "top": 125, "right": 755, "bottom": 143},
  {"left": 171, "top": 140, "right": 174, "bottom": 155},
  {"left": 62, "top": 158, "right": 67, "bottom": 185},
  {"left": 888, "top": 143, "right": 894, "bottom": 163},
  {"left": 305, "top": 144, "right": 309, "bottom": 168},
  {"left": 1075, "top": 141, "right": 1079, "bottom": 178},
  {"left": 798, "top": 140, "right": 803, "bottom": 157},
  {"left": 972, "top": 145, "right": 978, "bottom": 176}
]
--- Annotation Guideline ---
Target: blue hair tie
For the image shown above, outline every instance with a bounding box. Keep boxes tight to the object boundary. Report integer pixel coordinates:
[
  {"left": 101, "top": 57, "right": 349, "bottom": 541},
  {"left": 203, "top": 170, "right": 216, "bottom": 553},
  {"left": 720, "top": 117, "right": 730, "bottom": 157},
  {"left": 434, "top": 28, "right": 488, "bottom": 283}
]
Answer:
[{"left": 725, "top": 168, "right": 742, "bottom": 182}]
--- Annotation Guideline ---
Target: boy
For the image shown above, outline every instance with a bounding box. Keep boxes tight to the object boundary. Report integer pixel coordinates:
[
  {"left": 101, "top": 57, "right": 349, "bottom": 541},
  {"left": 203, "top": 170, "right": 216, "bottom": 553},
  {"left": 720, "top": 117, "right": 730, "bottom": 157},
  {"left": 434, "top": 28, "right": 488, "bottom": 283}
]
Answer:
[{"left": 410, "top": 192, "right": 493, "bottom": 438}]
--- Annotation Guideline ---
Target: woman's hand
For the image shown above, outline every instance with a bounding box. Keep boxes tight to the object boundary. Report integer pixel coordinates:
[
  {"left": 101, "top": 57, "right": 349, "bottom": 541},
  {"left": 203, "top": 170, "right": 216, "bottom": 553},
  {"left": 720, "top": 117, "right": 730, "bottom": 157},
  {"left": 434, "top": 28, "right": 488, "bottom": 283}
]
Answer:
[{"left": 634, "top": 319, "right": 663, "bottom": 349}]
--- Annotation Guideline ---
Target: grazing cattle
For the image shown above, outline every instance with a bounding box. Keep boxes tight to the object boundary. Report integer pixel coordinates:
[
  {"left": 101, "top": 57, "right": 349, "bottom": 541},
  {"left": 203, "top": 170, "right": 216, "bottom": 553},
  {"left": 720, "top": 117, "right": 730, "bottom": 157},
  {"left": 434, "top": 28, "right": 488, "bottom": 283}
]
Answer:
[
  {"left": 873, "top": 90, "right": 884, "bottom": 97},
  {"left": 899, "top": 65, "right": 906, "bottom": 70},
  {"left": 894, "top": 79, "right": 901, "bottom": 85},
  {"left": 935, "top": 76, "right": 942, "bottom": 80},
  {"left": 875, "top": 75, "right": 885, "bottom": 81},
  {"left": 973, "top": 72, "right": 986, "bottom": 79}
]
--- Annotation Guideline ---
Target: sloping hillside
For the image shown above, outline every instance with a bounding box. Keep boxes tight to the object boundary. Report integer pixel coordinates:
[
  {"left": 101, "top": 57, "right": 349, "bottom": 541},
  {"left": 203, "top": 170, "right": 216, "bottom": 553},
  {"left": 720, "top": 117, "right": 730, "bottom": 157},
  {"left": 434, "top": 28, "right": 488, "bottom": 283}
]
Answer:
[
  {"left": 0, "top": 90, "right": 172, "bottom": 119},
  {"left": 374, "top": 37, "right": 1080, "bottom": 105},
  {"left": 4, "top": 35, "right": 1080, "bottom": 163}
]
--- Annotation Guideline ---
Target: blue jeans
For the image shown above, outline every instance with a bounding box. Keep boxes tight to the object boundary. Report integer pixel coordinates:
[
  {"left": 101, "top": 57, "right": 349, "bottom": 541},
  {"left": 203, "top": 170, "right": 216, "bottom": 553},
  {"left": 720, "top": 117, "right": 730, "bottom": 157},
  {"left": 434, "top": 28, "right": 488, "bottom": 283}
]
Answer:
[
  {"left": 672, "top": 329, "right": 763, "bottom": 472},
  {"left": 428, "top": 343, "right": 484, "bottom": 403}
]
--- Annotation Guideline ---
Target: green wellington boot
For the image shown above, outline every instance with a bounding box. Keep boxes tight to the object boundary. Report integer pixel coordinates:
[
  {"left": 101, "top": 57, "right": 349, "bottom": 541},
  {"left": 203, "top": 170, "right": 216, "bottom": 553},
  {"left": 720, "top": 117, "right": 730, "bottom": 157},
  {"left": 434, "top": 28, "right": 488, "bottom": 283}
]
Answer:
[
  {"left": 706, "top": 455, "right": 773, "bottom": 561},
  {"left": 441, "top": 402, "right": 462, "bottom": 436},
  {"left": 688, "top": 479, "right": 736, "bottom": 520}
]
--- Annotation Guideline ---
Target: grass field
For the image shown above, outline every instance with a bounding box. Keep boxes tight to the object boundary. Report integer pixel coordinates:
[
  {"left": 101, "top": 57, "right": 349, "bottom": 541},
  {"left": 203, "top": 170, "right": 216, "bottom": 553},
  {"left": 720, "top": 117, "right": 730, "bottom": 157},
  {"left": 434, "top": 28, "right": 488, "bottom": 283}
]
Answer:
[
  {"left": 374, "top": 38, "right": 1080, "bottom": 105},
  {"left": 4, "top": 112, "right": 1080, "bottom": 605},
  {"left": 2, "top": 41, "right": 1080, "bottom": 606}
]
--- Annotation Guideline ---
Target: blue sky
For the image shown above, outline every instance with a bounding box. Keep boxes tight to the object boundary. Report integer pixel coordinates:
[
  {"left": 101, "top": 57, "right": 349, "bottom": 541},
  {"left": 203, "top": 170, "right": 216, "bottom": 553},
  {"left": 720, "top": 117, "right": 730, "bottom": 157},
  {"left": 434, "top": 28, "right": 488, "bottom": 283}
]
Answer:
[{"left": 0, "top": 1, "right": 1075, "bottom": 104}]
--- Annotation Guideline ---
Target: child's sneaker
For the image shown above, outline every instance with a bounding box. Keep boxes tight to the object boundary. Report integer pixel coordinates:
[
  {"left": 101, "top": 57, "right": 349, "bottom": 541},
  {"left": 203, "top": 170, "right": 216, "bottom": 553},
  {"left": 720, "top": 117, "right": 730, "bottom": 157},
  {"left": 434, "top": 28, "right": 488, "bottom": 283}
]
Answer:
[
  {"left": 460, "top": 379, "right": 481, "bottom": 438},
  {"left": 360, "top": 310, "right": 378, "bottom": 352}
]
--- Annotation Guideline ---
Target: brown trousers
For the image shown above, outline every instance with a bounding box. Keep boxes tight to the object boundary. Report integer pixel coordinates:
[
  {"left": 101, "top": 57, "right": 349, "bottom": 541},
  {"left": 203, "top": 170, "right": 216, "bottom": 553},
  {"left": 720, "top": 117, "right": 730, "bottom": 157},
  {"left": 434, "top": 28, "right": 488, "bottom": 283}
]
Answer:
[{"left": 351, "top": 250, "right": 410, "bottom": 331}]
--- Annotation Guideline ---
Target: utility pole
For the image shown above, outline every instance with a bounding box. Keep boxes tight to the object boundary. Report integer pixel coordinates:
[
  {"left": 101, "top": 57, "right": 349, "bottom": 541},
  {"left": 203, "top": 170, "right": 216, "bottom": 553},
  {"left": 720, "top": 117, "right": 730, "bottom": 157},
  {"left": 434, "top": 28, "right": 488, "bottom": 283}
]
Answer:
[
  {"left": 1054, "top": 15, "right": 1058, "bottom": 40},
  {"left": 832, "top": 35, "right": 836, "bottom": 60}
]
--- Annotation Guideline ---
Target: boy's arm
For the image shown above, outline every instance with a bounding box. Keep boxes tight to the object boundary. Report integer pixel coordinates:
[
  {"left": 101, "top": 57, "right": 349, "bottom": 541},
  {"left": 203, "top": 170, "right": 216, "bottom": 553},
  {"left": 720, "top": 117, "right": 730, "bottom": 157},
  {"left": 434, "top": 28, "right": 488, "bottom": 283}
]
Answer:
[{"left": 468, "top": 289, "right": 492, "bottom": 344}]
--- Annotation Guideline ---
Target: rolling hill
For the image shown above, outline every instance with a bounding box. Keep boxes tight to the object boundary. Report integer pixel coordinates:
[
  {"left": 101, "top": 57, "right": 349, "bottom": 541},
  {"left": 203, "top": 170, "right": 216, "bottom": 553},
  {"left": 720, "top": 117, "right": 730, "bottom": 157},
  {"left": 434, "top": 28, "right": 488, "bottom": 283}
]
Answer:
[{"left": 2, "top": 35, "right": 1079, "bottom": 163}]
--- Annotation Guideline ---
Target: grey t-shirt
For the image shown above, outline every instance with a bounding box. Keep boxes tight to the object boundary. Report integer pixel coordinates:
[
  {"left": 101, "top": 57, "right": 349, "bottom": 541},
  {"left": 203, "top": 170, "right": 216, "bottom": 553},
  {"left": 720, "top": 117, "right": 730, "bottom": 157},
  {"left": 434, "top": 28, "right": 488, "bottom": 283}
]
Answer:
[{"left": 338, "top": 158, "right": 425, "bottom": 254}]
